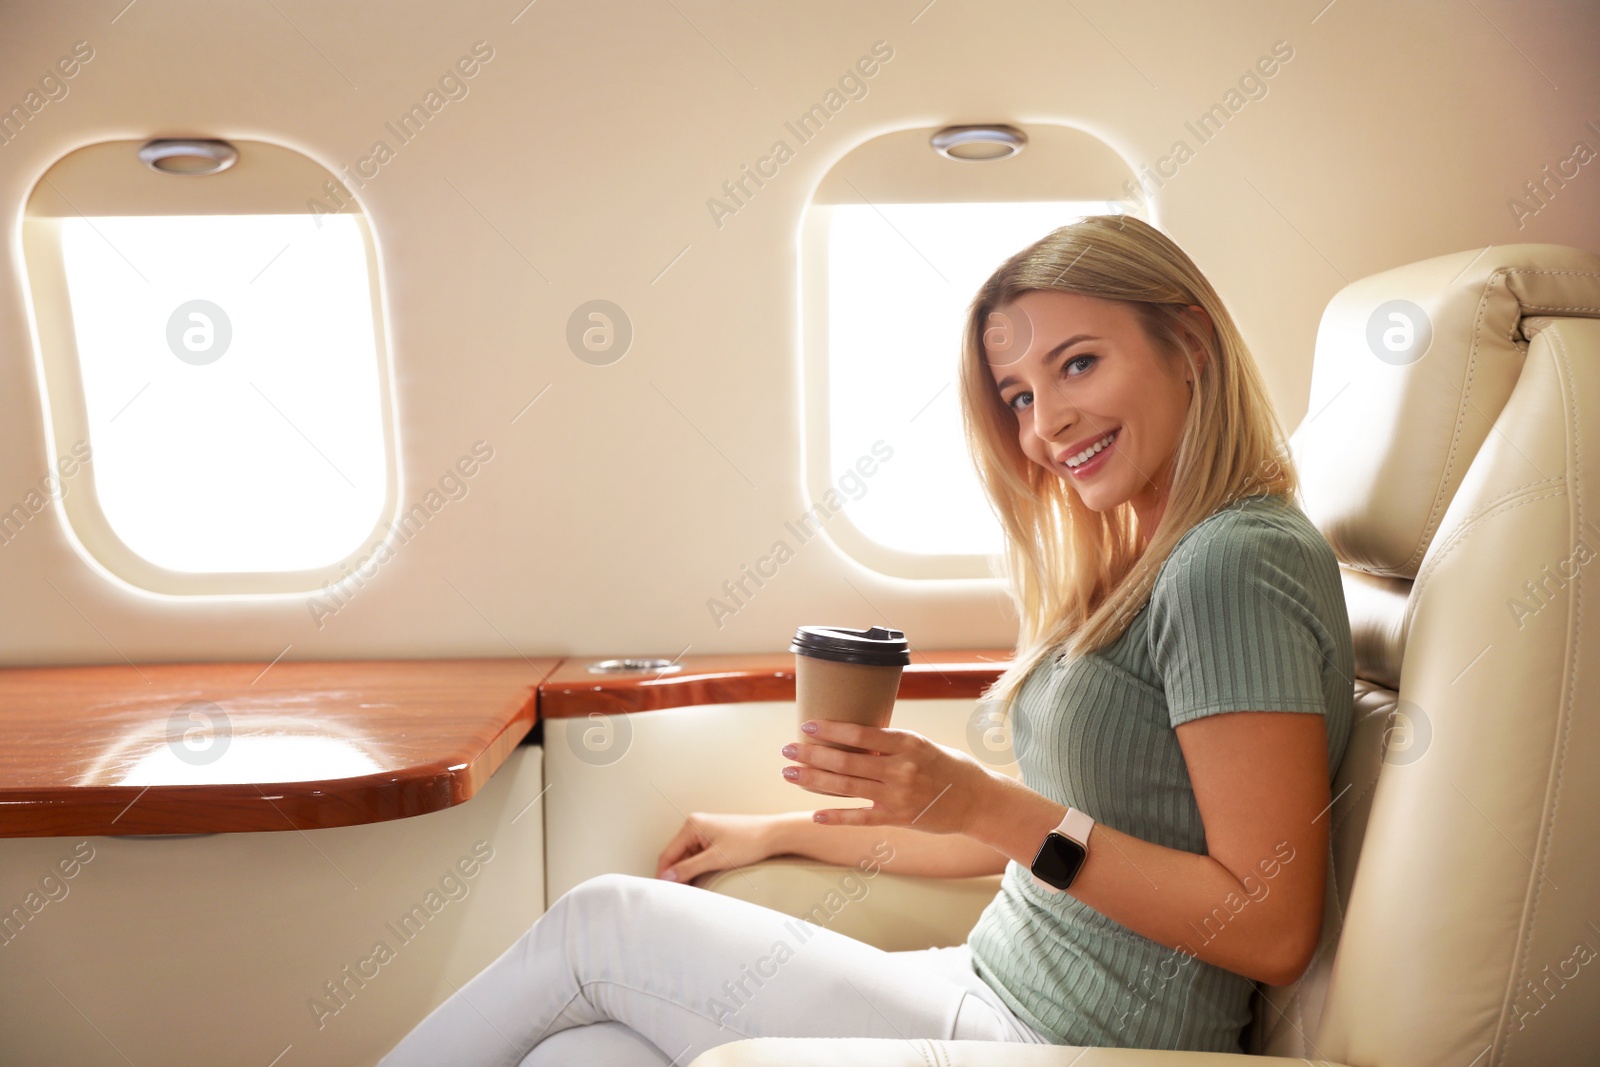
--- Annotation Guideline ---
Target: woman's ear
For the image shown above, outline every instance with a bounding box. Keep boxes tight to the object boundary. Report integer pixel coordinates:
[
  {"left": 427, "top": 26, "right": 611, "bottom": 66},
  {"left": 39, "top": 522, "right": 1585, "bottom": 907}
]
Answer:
[{"left": 1182, "top": 304, "right": 1213, "bottom": 378}]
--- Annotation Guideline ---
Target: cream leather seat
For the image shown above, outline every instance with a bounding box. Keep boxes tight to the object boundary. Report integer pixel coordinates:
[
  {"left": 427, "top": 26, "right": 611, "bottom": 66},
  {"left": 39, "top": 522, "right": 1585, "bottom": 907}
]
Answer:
[{"left": 692, "top": 242, "right": 1600, "bottom": 1066}]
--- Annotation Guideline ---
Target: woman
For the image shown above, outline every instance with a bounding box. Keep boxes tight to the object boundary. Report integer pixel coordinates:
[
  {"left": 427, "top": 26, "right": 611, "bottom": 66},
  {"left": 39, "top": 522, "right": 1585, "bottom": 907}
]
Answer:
[{"left": 378, "top": 214, "right": 1354, "bottom": 1064}]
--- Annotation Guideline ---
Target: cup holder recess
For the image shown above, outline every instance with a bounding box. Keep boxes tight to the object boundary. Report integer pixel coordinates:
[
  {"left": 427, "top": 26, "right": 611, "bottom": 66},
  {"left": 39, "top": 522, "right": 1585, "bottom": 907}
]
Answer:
[{"left": 584, "top": 658, "right": 683, "bottom": 674}]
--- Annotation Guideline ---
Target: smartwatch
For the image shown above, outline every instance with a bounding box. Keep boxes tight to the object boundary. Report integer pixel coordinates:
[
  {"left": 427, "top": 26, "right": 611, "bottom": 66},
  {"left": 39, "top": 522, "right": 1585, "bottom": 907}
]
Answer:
[{"left": 1029, "top": 807, "right": 1095, "bottom": 893}]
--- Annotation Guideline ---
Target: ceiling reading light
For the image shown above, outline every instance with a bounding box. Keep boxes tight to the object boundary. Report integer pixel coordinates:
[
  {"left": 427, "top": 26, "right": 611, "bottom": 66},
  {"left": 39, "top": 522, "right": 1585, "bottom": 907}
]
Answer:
[
  {"left": 138, "top": 138, "right": 240, "bottom": 176},
  {"left": 929, "top": 124, "right": 1027, "bottom": 162}
]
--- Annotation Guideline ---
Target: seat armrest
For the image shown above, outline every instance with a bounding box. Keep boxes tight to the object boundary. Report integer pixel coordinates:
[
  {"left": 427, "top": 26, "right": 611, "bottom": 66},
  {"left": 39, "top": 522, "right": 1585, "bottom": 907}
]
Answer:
[
  {"left": 694, "top": 855, "right": 1002, "bottom": 952},
  {"left": 689, "top": 1038, "right": 1353, "bottom": 1066}
]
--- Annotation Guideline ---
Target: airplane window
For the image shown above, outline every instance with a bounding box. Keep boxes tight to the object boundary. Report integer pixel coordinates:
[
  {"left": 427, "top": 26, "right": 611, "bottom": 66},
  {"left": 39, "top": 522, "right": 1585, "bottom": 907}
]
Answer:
[
  {"left": 22, "top": 139, "right": 398, "bottom": 596},
  {"left": 800, "top": 123, "right": 1140, "bottom": 579},
  {"left": 824, "top": 199, "right": 1129, "bottom": 559},
  {"left": 58, "top": 213, "right": 385, "bottom": 573}
]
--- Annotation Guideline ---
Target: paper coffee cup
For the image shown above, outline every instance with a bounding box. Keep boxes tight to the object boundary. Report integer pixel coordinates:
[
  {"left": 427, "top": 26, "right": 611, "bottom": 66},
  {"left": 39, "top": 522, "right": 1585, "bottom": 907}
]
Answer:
[{"left": 789, "top": 625, "right": 911, "bottom": 796}]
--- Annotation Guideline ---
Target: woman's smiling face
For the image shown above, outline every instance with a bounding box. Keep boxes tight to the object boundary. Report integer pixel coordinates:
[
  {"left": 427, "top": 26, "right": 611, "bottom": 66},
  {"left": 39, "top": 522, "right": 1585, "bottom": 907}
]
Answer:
[{"left": 984, "top": 290, "right": 1205, "bottom": 530}]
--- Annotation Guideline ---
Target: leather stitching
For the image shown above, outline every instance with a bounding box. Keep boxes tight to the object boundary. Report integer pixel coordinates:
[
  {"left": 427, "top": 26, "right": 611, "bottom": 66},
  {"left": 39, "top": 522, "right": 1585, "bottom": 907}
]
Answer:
[
  {"left": 1497, "top": 269, "right": 1600, "bottom": 276},
  {"left": 1406, "top": 269, "right": 1501, "bottom": 575},
  {"left": 1407, "top": 484, "right": 1566, "bottom": 632},
  {"left": 1375, "top": 483, "right": 1567, "bottom": 1064},
  {"left": 1405, "top": 267, "right": 1600, "bottom": 575},
  {"left": 1496, "top": 324, "right": 1583, "bottom": 1067}
]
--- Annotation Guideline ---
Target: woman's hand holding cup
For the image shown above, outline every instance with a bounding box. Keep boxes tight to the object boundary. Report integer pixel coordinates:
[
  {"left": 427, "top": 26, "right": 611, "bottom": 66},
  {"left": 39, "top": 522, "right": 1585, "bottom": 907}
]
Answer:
[
  {"left": 788, "top": 624, "right": 911, "bottom": 791},
  {"left": 781, "top": 718, "right": 996, "bottom": 837}
]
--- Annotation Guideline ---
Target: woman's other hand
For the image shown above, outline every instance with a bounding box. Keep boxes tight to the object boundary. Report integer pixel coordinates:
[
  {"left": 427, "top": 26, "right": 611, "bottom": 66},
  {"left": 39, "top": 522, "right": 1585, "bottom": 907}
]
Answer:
[{"left": 655, "top": 812, "right": 779, "bottom": 884}]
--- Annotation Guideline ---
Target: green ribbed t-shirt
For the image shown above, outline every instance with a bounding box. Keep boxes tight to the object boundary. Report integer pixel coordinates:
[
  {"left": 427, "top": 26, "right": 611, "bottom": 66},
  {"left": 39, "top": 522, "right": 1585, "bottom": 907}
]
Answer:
[{"left": 965, "top": 492, "right": 1354, "bottom": 1052}]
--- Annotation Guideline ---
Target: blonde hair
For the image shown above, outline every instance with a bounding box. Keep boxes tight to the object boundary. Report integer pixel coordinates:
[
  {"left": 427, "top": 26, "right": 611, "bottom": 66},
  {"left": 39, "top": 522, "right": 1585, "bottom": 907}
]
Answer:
[{"left": 958, "top": 214, "right": 1296, "bottom": 716}]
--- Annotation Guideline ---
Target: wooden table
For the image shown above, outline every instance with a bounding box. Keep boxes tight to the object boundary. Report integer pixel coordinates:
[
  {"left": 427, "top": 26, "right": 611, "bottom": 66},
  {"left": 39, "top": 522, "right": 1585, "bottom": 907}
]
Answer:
[
  {"left": 0, "top": 658, "right": 551, "bottom": 837},
  {"left": 0, "top": 649, "right": 1013, "bottom": 837},
  {"left": 539, "top": 648, "right": 1015, "bottom": 718}
]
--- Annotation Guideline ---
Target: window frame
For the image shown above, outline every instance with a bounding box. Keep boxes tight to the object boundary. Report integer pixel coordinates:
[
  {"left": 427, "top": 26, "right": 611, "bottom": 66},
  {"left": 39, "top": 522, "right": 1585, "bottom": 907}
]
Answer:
[
  {"left": 797, "top": 123, "right": 1145, "bottom": 580},
  {"left": 20, "top": 139, "right": 401, "bottom": 597}
]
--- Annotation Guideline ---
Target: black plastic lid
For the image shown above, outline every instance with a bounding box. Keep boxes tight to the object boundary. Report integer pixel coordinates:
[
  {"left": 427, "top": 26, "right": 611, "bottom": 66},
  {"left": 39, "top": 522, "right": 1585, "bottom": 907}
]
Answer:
[{"left": 789, "top": 625, "right": 911, "bottom": 667}]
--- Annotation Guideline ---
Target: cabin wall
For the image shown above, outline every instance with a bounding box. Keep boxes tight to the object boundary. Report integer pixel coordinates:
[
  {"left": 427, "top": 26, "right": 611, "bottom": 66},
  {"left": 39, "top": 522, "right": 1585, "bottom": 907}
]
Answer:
[
  {"left": 0, "top": 0, "right": 1596, "bottom": 664},
  {"left": 0, "top": 745, "right": 546, "bottom": 1067},
  {"left": 542, "top": 697, "right": 1020, "bottom": 900}
]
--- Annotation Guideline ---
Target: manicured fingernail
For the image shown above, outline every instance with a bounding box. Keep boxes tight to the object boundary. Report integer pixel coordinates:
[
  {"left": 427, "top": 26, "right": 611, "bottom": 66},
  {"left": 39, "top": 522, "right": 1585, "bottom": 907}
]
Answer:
[
  {"left": 663, "top": 869, "right": 678, "bottom": 881},
  {"left": 801, "top": 721, "right": 817, "bottom": 733},
  {"left": 782, "top": 766, "right": 799, "bottom": 779},
  {"left": 813, "top": 812, "right": 827, "bottom": 822},
  {"left": 781, "top": 743, "right": 797, "bottom": 757}
]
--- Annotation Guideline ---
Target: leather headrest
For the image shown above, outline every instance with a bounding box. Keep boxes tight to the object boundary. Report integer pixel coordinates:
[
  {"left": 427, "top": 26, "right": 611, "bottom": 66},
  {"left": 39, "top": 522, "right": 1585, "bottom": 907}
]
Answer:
[{"left": 1290, "top": 244, "right": 1600, "bottom": 578}]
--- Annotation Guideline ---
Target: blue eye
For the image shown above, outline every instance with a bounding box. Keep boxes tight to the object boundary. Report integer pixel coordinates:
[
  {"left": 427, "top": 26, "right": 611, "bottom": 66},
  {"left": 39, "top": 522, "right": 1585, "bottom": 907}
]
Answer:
[{"left": 1004, "top": 354, "right": 1097, "bottom": 412}]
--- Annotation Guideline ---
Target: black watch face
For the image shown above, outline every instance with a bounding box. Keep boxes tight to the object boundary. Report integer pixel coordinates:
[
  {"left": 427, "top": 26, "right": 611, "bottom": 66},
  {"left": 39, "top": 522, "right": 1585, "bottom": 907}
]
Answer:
[{"left": 1033, "top": 832, "right": 1087, "bottom": 889}]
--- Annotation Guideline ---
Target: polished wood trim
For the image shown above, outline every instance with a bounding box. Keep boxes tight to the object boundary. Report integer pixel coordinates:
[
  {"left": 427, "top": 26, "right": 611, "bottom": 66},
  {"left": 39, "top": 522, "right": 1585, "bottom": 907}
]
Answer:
[
  {"left": 2, "top": 649, "right": 1014, "bottom": 838},
  {"left": 0, "top": 659, "right": 552, "bottom": 838},
  {"left": 539, "top": 649, "right": 1015, "bottom": 719}
]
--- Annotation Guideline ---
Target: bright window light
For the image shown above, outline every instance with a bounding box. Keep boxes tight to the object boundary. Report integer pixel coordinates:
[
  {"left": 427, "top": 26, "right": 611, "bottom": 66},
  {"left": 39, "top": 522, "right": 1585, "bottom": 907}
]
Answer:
[
  {"left": 58, "top": 214, "right": 386, "bottom": 573},
  {"left": 827, "top": 200, "right": 1127, "bottom": 557}
]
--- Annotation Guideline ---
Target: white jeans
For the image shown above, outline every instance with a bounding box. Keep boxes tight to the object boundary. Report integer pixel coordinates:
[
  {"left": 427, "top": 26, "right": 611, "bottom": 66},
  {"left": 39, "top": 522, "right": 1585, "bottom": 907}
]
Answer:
[{"left": 378, "top": 871, "right": 1056, "bottom": 1067}]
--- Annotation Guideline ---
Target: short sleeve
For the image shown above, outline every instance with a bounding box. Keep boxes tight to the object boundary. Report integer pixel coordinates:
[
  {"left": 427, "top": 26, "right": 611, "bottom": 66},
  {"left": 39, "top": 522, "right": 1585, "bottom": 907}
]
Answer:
[{"left": 1148, "top": 511, "right": 1333, "bottom": 728}]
